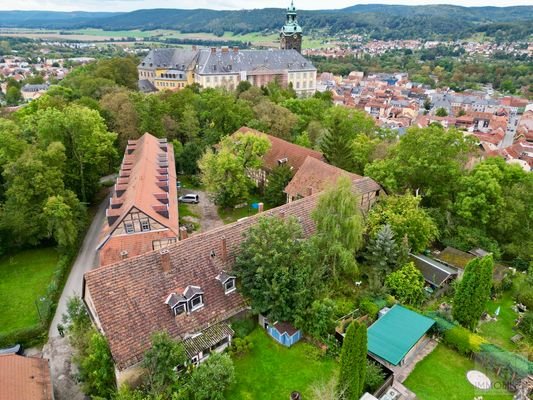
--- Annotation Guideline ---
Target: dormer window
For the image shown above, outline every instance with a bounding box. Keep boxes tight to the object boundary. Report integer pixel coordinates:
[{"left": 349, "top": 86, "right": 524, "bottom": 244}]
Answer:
[
  {"left": 216, "top": 271, "right": 236, "bottom": 295},
  {"left": 173, "top": 303, "right": 186, "bottom": 316},
  {"left": 190, "top": 295, "right": 204, "bottom": 312}
]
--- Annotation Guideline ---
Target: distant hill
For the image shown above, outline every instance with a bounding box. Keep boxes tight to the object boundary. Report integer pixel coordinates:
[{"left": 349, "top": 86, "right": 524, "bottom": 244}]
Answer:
[{"left": 0, "top": 5, "right": 531, "bottom": 41}]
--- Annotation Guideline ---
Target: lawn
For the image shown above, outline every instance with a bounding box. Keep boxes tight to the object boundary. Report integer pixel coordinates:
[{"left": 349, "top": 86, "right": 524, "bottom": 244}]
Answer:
[
  {"left": 226, "top": 328, "right": 338, "bottom": 400},
  {"left": 404, "top": 344, "right": 513, "bottom": 400},
  {"left": 218, "top": 195, "right": 272, "bottom": 224},
  {"left": 0, "top": 248, "right": 59, "bottom": 335},
  {"left": 478, "top": 291, "right": 519, "bottom": 352}
]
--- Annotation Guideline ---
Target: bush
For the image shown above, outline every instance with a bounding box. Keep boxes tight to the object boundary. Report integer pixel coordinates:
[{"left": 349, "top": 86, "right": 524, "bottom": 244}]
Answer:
[
  {"left": 443, "top": 326, "right": 486, "bottom": 355},
  {"left": 228, "top": 337, "right": 253, "bottom": 357},
  {"left": 364, "top": 360, "right": 386, "bottom": 393},
  {"left": 518, "top": 311, "right": 533, "bottom": 337},
  {"left": 231, "top": 317, "right": 256, "bottom": 339},
  {"left": 517, "top": 289, "right": 533, "bottom": 310},
  {"left": 359, "top": 299, "right": 379, "bottom": 320},
  {"left": 333, "top": 298, "right": 356, "bottom": 319},
  {"left": 0, "top": 325, "right": 47, "bottom": 348},
  {"left": 189, "top": 353, "right": 235, "bottom": 400}
]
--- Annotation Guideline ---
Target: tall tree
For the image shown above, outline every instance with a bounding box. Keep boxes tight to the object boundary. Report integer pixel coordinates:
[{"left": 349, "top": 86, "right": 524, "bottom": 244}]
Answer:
[
  {"left": 453, "top": 255, "right": 494, "bottom": 330},
  {"left": 312, "top": 176, "right": 364, "bottom": 280},
  {"left": 385, "top": 262, "right": 426, "bottom": 306},
  {"left": 189, "top": 353, "right": 235, "bottom": 400},
  {"left": 337, "top": 321, "right": 367, "bottom": 400},
  {"left": 79, "top": 331, "right": 116, "bottom": 398},
  {"left": 264, "top": 164, "right": 293, "bottom": 206},
  {"left": 252, "top": 99, "right": 298, "bottom": 140},
  {"left": 141, "top": 331, "right": 187, "bottom": 398},
  {"left": 199, "top": 131, "right": 270, "bottom": 208},
  {"left": 234, "top": 216, "right": 322, "bottom": 322},
  {"left": 365, "top": 224, "right": 399, "bottom": 289},
  {"left": 367, "top": 193, "right": 438, "bottom": 253},
  {"left": 321, "top": 107, "right": 376, "bottom": 172}
]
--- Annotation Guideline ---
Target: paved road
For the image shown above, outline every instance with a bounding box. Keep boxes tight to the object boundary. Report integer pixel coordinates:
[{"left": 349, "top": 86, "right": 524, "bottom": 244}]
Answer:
[
  {"left": 500, "top": 112, "right": 518, "bottom": 149},
  {"left": 48, "top": 194, "right": 109, "bottom": 338}
]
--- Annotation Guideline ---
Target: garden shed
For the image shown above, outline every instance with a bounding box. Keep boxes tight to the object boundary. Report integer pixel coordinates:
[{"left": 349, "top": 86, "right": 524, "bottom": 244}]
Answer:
[
  {"left": 368, "top": 305, "right": 435, "bottom": 367},
  {"left": 260, "top": 316, "right": 302, "bottom": 347}
]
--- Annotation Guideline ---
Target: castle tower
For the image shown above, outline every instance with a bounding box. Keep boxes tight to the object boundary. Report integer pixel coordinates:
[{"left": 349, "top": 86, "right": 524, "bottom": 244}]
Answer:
[{"left": 280, "top": 1, "right": 302, "bottom": 53}]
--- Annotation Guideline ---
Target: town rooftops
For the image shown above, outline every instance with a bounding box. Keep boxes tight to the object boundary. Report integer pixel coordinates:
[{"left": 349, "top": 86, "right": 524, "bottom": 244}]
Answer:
[
  {"left": 0, "top": 354, "right": 53, "bottom": 400},
  {"left": 367, "top": 305, "right": 435, "bottom": 366},
  {"left": 411, "top": 253, "right": 458, "bottom": 287},
  {"left": 84, "top": 178, "right": 382, "bottom": 371},
  {"left": 284, "top": 156, "right": 363, "bottom": 198},
  {"left": 235, "top": 127, "right": 325, "bottom": 172}
]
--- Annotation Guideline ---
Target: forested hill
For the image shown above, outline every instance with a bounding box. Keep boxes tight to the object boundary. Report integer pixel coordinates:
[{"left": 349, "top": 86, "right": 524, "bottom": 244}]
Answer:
[{"left": 0, "top": 5, "right": 531, "bottom": 41}]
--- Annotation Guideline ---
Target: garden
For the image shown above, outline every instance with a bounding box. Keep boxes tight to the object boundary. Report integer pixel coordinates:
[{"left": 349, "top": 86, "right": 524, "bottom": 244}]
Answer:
[
  {"left": 404, "top": 344, "right": 513, "bottom": 400},
  {"left": 0, "top": 248, "right": 58, "bottom": 336},
  {"left": 225, "top": 328, "right": 338, "bottom": 400}
]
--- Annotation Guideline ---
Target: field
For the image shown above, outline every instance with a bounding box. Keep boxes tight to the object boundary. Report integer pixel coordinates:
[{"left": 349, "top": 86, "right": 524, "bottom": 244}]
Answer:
[
  {"left": 0, "top": 248, "right": 59, "bottom": 335},
  {"left": 226, "top": 328, "right": 337, "bottom": 400},
  {"left": 478, "top": 292, "right": 520, "bottom": 352},
  {"left": 217, "top": 194, "right": 272, "bottom": 224},
  {"left": 0, "top": 28, "right": 331, "bottom": 48},
  {"left": 404, "top": 344, "right": 513, "bottom": 400}
]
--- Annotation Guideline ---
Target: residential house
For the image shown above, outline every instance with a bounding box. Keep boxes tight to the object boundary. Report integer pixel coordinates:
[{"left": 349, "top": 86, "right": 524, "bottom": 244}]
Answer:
[
  {"left": 235, "top": 127, "right": 325, "bottom": 187},
  {"left": 21, "top": 83, "right": 49, "bottom": 101},
  {"left": 97, "top": 133, "right": 180, "bottom": 266},
  {"left": 83, "top": 178, "right": 382, "bottom": 385},
  {"left": 0, "top": 354, "right": 53, "bottom": 400}
]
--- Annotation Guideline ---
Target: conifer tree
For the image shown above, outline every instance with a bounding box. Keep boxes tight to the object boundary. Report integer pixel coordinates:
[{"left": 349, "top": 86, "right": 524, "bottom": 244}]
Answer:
[
  {"left": 337, "top": 321, "right": 367, "bottom": 400},
  {"left": 453, "top": 255, "right": 494, "bottom": 330},
  {"left": 365, "top": 224, "right": 399, "bottom": 288}
]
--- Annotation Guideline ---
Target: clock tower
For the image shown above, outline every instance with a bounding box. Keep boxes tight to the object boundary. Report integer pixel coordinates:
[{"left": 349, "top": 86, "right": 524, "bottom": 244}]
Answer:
[{"left": 280, "top": 1, "right": 303, "bottom": 53}]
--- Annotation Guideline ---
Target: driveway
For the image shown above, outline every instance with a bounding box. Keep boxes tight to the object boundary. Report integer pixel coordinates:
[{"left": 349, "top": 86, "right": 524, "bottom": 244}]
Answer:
[
  {"left": 180, "top": 189, "right": 223, "bottom": 234},
  {"left": 43, "top": 192, "right": 110, "bottom": 400}
]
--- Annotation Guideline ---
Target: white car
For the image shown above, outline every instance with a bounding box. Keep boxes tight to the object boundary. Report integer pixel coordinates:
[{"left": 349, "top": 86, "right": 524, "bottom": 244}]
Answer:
[{"left": 179, "top": 194, "right": 200, "bottom": 204}]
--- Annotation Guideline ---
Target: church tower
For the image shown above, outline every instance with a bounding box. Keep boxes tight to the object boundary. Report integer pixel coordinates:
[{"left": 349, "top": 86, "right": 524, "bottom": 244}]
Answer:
[{"left": 280, "top": 1, "right": 303, "bottom": 53}]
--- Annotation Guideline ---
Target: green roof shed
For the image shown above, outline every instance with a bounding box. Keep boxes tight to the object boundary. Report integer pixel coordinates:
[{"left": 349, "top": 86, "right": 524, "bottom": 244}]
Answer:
[{"left": 367, "top": 305, "right": 435, "bottom": 366}]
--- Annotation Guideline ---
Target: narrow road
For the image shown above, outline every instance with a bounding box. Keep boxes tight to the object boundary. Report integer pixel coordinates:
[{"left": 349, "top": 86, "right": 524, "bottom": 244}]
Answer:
[
  {"left": 181, "top": 189, "right": 224, "bottom": 233},
  {"left": 500, "top": 112, "right": 518, "bottom": 149},
  {"left": 43, "top": 193, "right": 109, "bottom": 400}
]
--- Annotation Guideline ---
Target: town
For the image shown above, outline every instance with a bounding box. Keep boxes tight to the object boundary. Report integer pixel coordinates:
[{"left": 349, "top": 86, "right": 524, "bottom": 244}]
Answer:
[{"left": 0, "top": 2, "right": 532, "bottom": 400}]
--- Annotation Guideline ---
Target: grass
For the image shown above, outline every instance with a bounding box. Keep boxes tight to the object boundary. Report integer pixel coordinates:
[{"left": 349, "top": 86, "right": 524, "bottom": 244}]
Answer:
[
  {"left": 404, "top": 344, "right": 513, "bottom": 400},
  {"left": 478, "top": 292, "right": 519, "bottom": 352},
  {"left": 226, "top": 328, "right": 337, "bottom": 400},
  {"left": 0, "top": 248, "right": 59, "bottom": 335},
  {"left": 217, "top": 194, "right": 272, "bottom": 224}
]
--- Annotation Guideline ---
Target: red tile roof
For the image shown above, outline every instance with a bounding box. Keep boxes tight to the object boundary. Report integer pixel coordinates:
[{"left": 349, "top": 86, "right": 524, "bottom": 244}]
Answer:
[
  {"left": 98, "top": 133, "right": 179, "bottom": 266},
  {"left": 284, "top": 156, "right": 363, "bottom": 199},
  {"left": 84, "top": 178, "right": 381, "bottom": 371},
  {"left": 235, "top": 127, "right": 325, "bottom": 172},
  {"left": 0, "top": 355, "right": 53, "bottom": 400}
]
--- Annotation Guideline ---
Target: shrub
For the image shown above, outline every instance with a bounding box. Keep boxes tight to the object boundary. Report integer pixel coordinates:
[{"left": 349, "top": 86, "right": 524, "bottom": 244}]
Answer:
[
  {"left": 333, "top": 298, "right": 356, "bottom": 319},
  {"left": 518, "top": 311, "right": 533, "bottom": 337},
  {"left": 443, "top": 326, "right": 485, "bottom": 355},
  {"left": 228, "top": 337, "right": 253, "bottom": 357},
  {"left": 517, "top": 289, "right": 533, "bottom": 310},
  {"left": 231, "top": 317, "right": 256, "bottom": 339},
  {"left": 364, "top": 360, "right": 386, "bottom": 393},
  {"left": 385, "top": 295, "right": 396, "bottom": 308},
  {"left": 0, "top": 325, "right": 46, "bottom": 348},
  {"left": 189, "top": 353, "right": 235, "bottom": 400},
  {"left": 359, "top": 299, "right": 379, "bottom": 320}
]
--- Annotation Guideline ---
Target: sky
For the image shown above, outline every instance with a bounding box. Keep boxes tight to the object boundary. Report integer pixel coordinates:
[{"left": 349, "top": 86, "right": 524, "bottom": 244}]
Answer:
[{"left": 0, "top": 0, "right": 531, "bottom": 12}]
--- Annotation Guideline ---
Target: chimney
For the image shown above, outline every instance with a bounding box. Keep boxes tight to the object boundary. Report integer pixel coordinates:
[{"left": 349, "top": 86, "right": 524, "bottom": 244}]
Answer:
[
  {"left": 211, "top": 47, "right": 217, "bottom": 54},
  {"left": 221, "top": 236, "right": 227, "bottom": 262},
  {"left": 306, "top": 187, "right": 313, "bottom": 196},
  {"left": 160, "top": 249, "right": 171, "bottom": 273},
  {"left": 179, "top": 226, "right": 188, "bottom": 240},
  {"left": 258, "top": 202, "right": 264, "bottom": 213},
  {"left": 233, "top": 47, "right": 239, "bottom": 54},
  {"left": 120, "top": 250, "right": 128, "bottom": 260}
]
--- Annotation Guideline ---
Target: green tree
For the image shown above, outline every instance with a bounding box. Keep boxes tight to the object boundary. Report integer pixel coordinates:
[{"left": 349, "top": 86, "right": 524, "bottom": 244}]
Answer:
[
  {"left": 298, "top": 298, "right": 336, "bottom": 340},
  {"left": 5, "top": 85, "right": 22, "bottom": 105},
  {"left": 321, "top": 107, "right": 376, "bottom": 172},
  {"left": 99, "top": 88, "right": 140, "bottom": 149},
  {"left": 177, "top": 103, "right": 200, "bottom": 142},
  {"left": 435, "top": 107, "right": 448, "bottom": 117},
  {"left": 79, "top": 331, "right": 116, "bottom": 398},
  {"left": 264, "top": 164, "right": 293, "bottom": 206},
  {"left": 337, "top": 321, "right": 367, "bottom": 400},
  {"left": 234, "top": 216, "right": 322, "bottom": 322},
  {"left": 252, "top": 100, "right": 298, "bottom": 140},
  {"left": 312, "top": 176, "right": 364, "bottom": 280},
  {"left": 365, "top": 126, "right": 476, "bottom": 210},
  {"left": 352, "top": 134, "right": 380, "bottom": 175},
  {"left": 385, "top": 262, "right": 426, "bottom": 306},
  {"left": 365, "top": 224, "right": 399, "bottom": 289},
  {"left": 453, "top": 255, "right": 494, "bottom": 330},
  {"left": 189, "top": 353, "right": 235, "bottom": 400},
  {"left": 367, "top": 194, "right": 438, "bottom": 253},
  {"left": 141, "top": 331, "right": 187, "bottom": 398},
  {"left": 199, "top": 131, "right": 270, "bottom": 208}
]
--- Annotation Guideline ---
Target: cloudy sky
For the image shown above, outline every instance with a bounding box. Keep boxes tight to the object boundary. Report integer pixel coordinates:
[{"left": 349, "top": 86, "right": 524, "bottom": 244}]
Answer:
[{"left": 0, "top": 0, "right": 531, "bottom": 12}]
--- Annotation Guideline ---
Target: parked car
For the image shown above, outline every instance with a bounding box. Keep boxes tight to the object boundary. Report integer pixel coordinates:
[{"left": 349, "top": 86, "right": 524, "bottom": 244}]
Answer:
[
  {"left": 178, "top": 194, "right": 199, "bottom": 204},
  {"left": 0, "top": 344, "right": 23, "bottom": 355}
]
